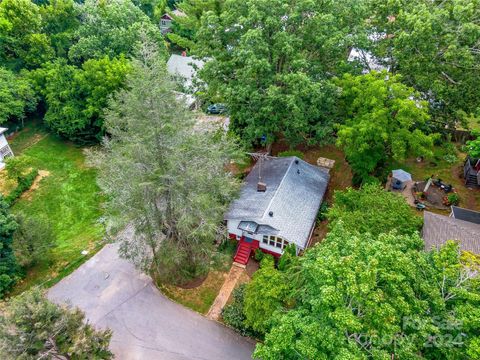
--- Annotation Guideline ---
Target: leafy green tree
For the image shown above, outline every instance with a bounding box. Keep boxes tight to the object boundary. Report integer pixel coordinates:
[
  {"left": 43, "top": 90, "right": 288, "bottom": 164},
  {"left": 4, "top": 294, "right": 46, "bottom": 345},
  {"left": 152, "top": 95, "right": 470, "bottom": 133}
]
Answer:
[
  {"left": 0, "top": 68, "right": 37, "bottom": 125},
  {"left": 327, "top": 184, "right": 423, "bottom": 236},
  {"left": 254, "top": 225, "right": 480, "bottom": 359},
  {"left": 0, "top": 0, "right": 54, "bottom": 70},
  {"left": 40, "top": 0, "right": 80, "bottom": 58},
  {"left": 93, "top": 41, "right": 241, "bottom": 283},
  {"left": 0, "top": 196, "right": 18, "bottom": 298},
  {"left": 368, "top": 0, "right": 480, "bottom": 127},
  {"left": 222, "top": 283, "right": 259, "bottom": 337},
  {"left": 167, "top": 0, "right": 224, "bottom": 50},
  {"left": 0, "top": 287, "right": 113, "bottom": 359},
  {"left": 466, "top": 131, "right": 480, "bottom": 159},
  {"left": 40, "top": 56, "right": 132, "bottom": 142},
  {"left": 13, "top": 214, "right": 56, "bottom": 269},
  {"left": 243, "top": 255, "right": 288, "bottom": 333},
  {"left": 69, "top": 0, "right": 164, "bottom": 63},
  {"left": 195, "top": 0, "right": 366, "bottom": 147},
  {"left": 335, "top": 71, "right": 435, "bottom": 182},
  {"left": 132, "top": 0, "right": 165, "bottom": 20}
]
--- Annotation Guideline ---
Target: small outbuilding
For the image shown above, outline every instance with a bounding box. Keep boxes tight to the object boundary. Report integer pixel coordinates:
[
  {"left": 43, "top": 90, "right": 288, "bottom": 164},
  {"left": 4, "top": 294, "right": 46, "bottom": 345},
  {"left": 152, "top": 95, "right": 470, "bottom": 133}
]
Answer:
[
  {"left": 225, "top": 156, "right": 330, "bottom": 265},
  {"left": 0, "top": 127, "right": 14, "bottom": 170},
  {"left": 391, "top": 169, "right": 412, "bottom": 190}
]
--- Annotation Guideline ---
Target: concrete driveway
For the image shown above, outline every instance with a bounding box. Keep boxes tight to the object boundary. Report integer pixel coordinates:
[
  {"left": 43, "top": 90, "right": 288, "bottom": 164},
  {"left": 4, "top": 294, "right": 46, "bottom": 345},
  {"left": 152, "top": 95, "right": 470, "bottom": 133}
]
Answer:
[{"left": 48, "top": 244, "right": 255, "bottom": 360}]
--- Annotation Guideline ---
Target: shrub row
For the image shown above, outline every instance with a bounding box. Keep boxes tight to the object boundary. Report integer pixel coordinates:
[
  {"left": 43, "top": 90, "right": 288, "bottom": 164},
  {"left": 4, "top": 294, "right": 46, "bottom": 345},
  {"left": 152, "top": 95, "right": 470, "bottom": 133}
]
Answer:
[{"left": 5, "top": 168, "right": 39, "bottom": 206}]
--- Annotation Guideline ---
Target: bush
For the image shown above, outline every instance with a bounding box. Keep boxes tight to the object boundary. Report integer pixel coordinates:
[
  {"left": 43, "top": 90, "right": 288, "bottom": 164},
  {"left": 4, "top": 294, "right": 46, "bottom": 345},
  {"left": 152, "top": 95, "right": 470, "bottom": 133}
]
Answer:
[
  {"left": 222, "top": 284, "right": 258, "bottom": 337},
  {"left": 254, "top": 248, "right": 264, "bottom": 262},
  {"left": 13, "top": 214, "right": 56, "bottom": 269},
  {"left": 445, "top": 193, "right": 460, "bottom": 206},
  {"left": 4, "top": 168, "right": 38, "bottom": 206},
  {"left": 277, "top": 244, "right": 298, "bottom": 271},
  {"left": 317, "top": 201, "right": 329, "bottom": 222},
  {"left": 277, "top": 150, "right": 304, "bottom": 159}
]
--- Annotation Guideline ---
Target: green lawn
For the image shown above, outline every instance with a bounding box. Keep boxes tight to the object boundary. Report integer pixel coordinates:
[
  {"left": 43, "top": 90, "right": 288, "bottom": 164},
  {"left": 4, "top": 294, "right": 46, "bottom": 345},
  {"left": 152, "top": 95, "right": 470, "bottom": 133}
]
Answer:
[{"left": 6, "top": 123, "right": 105, "bottom": 294}]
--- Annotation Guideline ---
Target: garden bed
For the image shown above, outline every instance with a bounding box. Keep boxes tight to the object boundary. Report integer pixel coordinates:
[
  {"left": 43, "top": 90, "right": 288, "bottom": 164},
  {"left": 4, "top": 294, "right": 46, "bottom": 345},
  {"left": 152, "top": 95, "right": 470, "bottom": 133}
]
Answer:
[{"left": 413, "top": 181, "right": 450, "bottom": 210}]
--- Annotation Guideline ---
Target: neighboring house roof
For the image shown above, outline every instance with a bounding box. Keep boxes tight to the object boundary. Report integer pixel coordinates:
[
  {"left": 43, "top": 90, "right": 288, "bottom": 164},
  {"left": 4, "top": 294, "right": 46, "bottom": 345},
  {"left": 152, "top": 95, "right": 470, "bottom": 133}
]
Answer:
[
  {"left": 225, "top": 156, "right": 330, "bottom": 249},
  {"left": 423, "top": 211, "right": 480, "bottom": 254},
  {"left": 451, "top": 206, "right": 480, "bottom": 225},
  {"left": 171, "top": 9, "right": 186, "bottom": 17},
  {"left": 166, "top": 54, "right": 205, "bottom": 88}
]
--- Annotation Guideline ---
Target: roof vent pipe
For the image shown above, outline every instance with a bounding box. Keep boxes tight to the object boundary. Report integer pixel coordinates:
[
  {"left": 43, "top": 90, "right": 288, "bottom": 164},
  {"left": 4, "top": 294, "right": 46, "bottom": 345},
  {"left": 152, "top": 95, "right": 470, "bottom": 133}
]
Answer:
[{"left": 268, "top": 211, "right": 273, "bottom": 217}]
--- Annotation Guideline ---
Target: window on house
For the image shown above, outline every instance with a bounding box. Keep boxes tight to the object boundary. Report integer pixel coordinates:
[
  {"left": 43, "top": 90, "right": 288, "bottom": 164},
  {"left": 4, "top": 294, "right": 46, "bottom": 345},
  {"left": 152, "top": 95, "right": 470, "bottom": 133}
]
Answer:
[
  {"left": 269, "top": 236, "right": 275, "bottom": 246},
  {"left": 263, "top": 235, "right": 289, "bottom": 250}
]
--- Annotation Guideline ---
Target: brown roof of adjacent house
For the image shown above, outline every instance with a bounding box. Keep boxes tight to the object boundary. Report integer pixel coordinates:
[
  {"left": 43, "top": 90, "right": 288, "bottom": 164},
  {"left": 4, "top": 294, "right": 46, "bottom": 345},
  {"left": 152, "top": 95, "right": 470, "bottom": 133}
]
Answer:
[{"left": 423, "top": 211, "right": 480, "bottom": 254}]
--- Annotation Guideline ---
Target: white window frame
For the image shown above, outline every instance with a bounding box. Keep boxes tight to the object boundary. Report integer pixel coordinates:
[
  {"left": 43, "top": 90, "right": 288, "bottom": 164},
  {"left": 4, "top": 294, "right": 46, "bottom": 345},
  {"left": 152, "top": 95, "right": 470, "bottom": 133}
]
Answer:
[{"left": 262, "top": 235, "right": 289, "bottom": 250}]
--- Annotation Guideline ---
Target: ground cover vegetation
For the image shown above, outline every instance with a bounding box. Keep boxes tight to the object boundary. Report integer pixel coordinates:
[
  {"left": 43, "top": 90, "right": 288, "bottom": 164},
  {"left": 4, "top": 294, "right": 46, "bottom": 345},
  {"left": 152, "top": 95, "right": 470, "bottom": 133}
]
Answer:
[{"left": 0, "top": 122, "right": 104, "bottom": 297}]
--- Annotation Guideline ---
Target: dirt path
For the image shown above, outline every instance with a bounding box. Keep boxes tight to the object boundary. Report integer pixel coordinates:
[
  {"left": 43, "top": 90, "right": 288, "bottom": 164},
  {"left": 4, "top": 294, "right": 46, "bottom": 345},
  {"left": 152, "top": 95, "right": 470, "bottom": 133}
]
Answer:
[
  {"left": 21, "top": 170, "right": 50, "bottom": 200},
  {"left": 207, "top": 263, "right": 245, "bottom": 321}
]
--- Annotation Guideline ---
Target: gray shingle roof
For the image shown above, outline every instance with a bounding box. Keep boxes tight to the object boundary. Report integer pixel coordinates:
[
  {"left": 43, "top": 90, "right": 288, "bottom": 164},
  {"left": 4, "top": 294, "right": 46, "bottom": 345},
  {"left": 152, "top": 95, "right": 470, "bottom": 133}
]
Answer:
[
  {"left": 451, "top": 206, "right": 480, "bottom": 225},
  {"left": 225, "top": 156, "right": 330, "bottom": 249},
  {"left": 166, "top": 55, "right": 204, "bottom": 87},
  {"left": 423, "top": 211, "right": 480, "bottom": 254}
]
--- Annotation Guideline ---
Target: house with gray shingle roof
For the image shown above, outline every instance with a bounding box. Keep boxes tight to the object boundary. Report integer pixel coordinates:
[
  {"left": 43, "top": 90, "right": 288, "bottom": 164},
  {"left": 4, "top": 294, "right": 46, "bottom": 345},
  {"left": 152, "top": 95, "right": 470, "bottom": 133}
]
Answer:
[
  {"left": 225, "top": 156, "right": 330, "bottom": 264},
  {"left": 422, "top": 211, "right": 480, "bottom": 254}
]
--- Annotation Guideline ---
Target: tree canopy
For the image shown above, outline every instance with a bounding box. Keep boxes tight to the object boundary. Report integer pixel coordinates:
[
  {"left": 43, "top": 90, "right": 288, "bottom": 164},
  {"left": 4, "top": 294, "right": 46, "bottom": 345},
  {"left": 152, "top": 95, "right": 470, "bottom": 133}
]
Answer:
[
  {"left": 368, "top": 0, "right": 480, "bottom": 126},
  {"left": 195, "top": 0, "right": 366, "bottom": 147},
  {"left": 254, "top": 226, "right": 480, "bottom": 359},
  {"left": 0, "top": 196, "right": 18, "bottom": 298},
  {"left": 335, "top": 71, "right": 435, "bottom": 182},
  {"left": 327, "top": 184, "right": 423, "bottom": 236},
  {"left": 0, "top": 287, "right": 113, "bottom": 359},
  {"left": 69, "top": 0, "right": 163, "bottom": 63},
  {"left": 0, "top": 68, "right": 37, "bottom": 125},
  {"left": 38, "top": 56, "right": 132, "bottom": 142}
]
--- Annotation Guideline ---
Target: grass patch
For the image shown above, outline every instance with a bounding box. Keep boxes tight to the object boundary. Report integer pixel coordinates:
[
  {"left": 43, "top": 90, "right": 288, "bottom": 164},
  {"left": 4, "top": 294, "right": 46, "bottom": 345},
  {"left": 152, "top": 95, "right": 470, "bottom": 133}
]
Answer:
[
  {"left": 159, "top": 270, "right": 229, "bottom": 314},
  {"left": 4, "top": 123, "right": 105, "bottom": 294}
]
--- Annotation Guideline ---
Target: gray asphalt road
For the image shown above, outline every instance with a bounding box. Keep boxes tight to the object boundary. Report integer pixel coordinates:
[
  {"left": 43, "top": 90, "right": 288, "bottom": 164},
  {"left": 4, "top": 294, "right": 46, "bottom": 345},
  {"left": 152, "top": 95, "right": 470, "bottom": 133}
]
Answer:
[{"left": 48, "top": 244, "right": 255, "bottom": 360}]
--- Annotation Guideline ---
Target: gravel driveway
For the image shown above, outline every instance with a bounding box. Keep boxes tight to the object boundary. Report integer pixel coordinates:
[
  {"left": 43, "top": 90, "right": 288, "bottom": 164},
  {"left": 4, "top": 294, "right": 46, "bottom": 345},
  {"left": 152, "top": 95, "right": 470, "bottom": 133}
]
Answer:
[{"left": 48, "top": 244, "right": 254, "bottom": 360}]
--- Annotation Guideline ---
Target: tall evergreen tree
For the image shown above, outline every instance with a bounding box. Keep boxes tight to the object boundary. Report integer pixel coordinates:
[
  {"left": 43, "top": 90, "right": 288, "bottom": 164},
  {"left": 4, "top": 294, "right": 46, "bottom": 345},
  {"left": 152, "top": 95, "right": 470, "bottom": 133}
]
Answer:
[{"left": 93, "top": 41, "right": 241, "bottom": 283}]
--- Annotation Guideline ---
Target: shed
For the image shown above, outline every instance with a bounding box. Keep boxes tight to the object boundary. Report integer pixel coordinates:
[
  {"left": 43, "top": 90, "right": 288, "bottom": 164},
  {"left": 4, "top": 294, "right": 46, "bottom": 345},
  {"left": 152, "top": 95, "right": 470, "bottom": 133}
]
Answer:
[{"left": 391, "top": 169, "right": 412, "bottom": 190}]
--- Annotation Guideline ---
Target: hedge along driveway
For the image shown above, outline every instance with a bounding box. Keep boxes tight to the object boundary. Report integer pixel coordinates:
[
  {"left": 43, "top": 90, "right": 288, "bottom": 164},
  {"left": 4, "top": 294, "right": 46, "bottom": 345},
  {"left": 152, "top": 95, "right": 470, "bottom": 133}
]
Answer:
[{"left": 9, "top": 124, "right": 105, "bottom": 294}]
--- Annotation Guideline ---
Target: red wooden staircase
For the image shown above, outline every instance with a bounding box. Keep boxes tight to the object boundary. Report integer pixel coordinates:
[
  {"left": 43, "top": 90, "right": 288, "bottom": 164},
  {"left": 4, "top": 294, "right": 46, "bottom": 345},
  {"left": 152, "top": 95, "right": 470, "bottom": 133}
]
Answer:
[{"left": 234, "top": 241, "right": 252, "bottom": 265}]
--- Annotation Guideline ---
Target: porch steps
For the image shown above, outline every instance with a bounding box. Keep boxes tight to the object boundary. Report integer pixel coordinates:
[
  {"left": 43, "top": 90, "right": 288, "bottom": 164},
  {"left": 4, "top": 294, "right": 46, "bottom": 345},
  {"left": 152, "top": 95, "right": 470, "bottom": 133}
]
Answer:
[
  {"left": 234, "top": 242, "right": 252, "bottom": 265},
  {"left": 465, "top": 174, "right": 479, "bottom": 187}
]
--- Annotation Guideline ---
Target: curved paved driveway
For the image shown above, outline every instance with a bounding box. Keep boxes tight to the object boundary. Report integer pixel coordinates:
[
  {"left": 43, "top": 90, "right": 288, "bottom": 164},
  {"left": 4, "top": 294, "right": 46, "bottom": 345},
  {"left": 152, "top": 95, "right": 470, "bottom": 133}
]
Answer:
[{"left": 48, "top": 244, "right": 254, "bottom": 360}]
